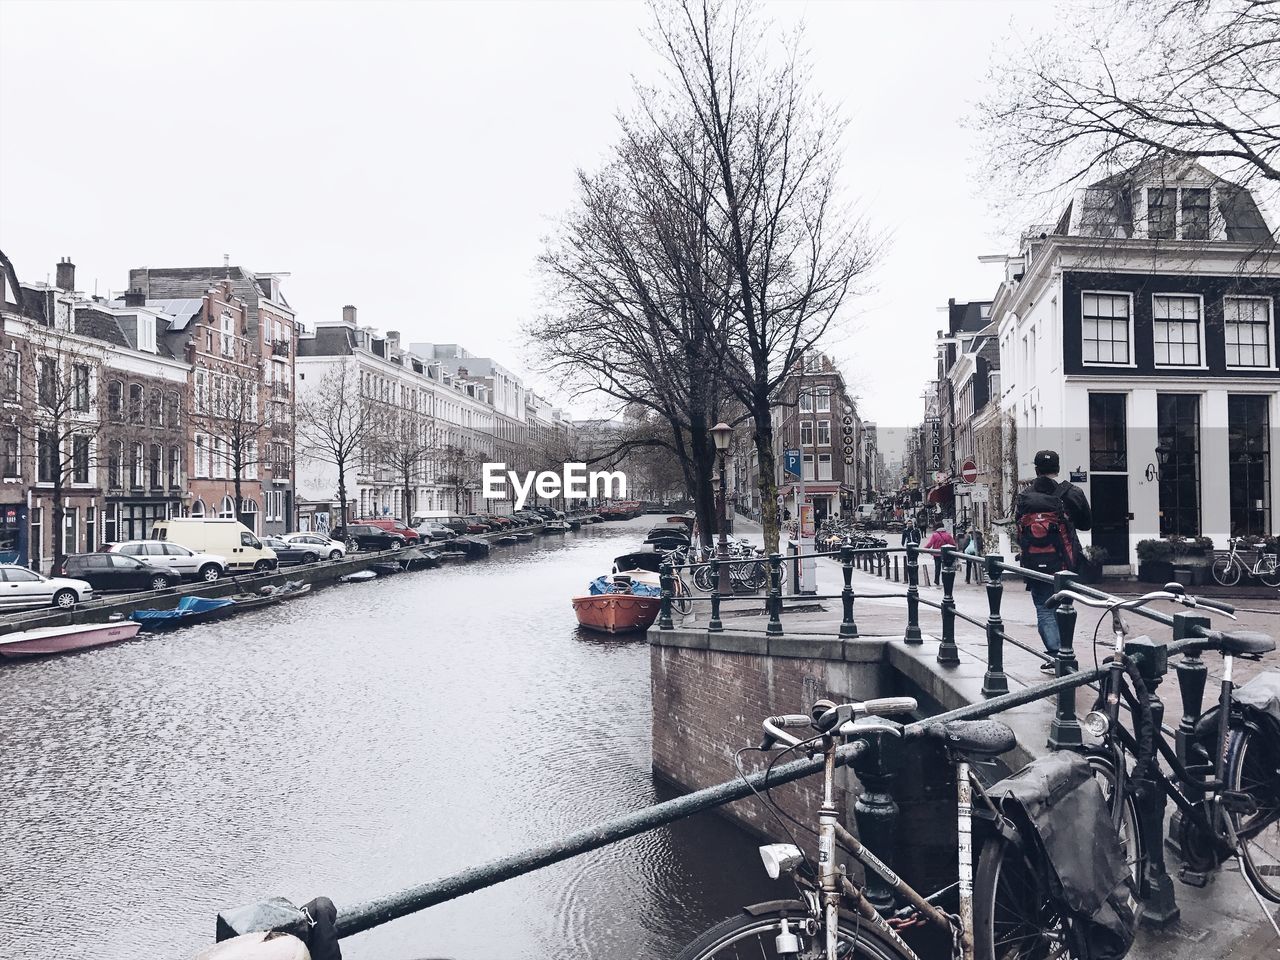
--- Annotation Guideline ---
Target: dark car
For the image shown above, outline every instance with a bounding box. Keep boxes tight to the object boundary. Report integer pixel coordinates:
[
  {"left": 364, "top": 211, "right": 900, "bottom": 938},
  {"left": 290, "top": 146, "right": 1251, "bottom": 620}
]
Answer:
[
  {"left": 262, "top": 537, "right": 321, "bottom": 565},
  {"left": 60, "top": 553, "right": 183, "bottom": 593},
  {"left": 332, "top": 524, "right": 404, "bottom": 552},
  {"left": 512, "top": 511, "right": 542, "bottom": 525}
]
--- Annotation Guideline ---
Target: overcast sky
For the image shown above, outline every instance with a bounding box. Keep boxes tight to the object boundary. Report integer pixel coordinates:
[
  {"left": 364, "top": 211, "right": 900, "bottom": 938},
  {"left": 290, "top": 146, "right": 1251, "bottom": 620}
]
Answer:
[{"left": 0, "top": 0, "right": 1060, "bottom": 460}]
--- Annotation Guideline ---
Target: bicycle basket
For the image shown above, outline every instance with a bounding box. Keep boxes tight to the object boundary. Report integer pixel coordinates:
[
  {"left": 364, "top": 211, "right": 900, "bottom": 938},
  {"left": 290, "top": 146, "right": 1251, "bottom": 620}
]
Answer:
[
  {"left": 1236, "top": 671, "right": 1280, "bottom": 732},
  {"left": 987, "top": 751, "right": 1135, "bottom": 960}
]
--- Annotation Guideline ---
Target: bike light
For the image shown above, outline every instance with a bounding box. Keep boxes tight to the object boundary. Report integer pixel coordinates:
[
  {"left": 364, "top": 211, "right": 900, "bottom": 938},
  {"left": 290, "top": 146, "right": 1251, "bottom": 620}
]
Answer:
[
  {"left": 759, "top": 843, "right": 804, "bottom": 879},
  {"left": 1083, "top": 711, "right": 1110, "bottom": 738},
  {"left": 774, "top": 916, "right": 802, "bottom": 954}
]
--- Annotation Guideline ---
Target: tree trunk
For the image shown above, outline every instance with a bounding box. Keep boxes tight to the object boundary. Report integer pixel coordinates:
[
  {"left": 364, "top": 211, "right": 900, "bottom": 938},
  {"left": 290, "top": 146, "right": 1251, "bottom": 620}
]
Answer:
[
  {"left": 51, "top": 474, "right": 65, "bottom": 574},
  {"left": 336, "top": 457, "right": 350, "bottom": 530},
  {"left": 233, "top": 470, "right": 244, "bottom": 528},
  {"left": 753, "top": 415, "right": 781, "bottom": 555}
]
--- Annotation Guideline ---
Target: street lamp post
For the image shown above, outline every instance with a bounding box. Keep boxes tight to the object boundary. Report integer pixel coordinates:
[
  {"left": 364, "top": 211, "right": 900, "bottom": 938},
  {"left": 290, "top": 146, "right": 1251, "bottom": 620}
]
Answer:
[{"left": 711, "top": 422, "right": 733, "bottom": 595}]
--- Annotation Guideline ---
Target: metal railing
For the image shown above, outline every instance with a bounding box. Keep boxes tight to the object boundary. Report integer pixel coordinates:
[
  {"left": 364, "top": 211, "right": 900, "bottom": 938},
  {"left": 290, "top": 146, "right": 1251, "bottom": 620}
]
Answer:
[{"left": 216, "top": 545, "right": 1244, "bottom": 948}]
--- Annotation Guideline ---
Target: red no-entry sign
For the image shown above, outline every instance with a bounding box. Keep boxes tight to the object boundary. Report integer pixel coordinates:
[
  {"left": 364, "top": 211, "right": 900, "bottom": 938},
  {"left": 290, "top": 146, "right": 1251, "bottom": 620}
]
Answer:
[{"left": 961, "top": 459, "right": 978, "bottom": 484}]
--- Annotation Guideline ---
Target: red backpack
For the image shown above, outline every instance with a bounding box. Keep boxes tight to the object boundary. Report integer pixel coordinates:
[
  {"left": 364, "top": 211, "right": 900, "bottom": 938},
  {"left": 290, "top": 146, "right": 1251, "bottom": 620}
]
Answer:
[{"left": 1016, "top": 483, "right": 1078, "bottom": 574}]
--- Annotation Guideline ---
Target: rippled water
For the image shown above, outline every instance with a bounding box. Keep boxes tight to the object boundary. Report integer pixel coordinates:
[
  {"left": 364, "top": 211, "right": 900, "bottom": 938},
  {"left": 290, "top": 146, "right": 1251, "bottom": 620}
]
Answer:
[{"left": 1, "top": 518, "right": 777, "bottom": 960}]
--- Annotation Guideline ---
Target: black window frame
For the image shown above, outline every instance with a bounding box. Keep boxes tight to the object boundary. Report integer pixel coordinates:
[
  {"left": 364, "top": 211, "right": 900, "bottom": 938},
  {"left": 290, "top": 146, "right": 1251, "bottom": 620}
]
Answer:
[
  {"left": 1088, "top": 393, "right": 1127, "bottom": 472},
  {"left": 1157, "top": 393, "right": 1201, "bottom": 538},
  {"left": 1228, "top": 394, "right": 1271, "bottom": 538}
]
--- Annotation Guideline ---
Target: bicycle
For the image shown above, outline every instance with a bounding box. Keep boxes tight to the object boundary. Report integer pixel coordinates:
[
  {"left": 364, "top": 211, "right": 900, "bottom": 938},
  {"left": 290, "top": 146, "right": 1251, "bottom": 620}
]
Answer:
[
  {"left": 1046, "top": 584, "right": 1280, "bottom": 921},
  {"left": 674, "top": 695, "right": 1085, "bottom": 960},
  {"left": 1211, "top": 537, "right": 1280, "bottom": 587},
  {"left": 691, "top": 546, "right": 785, "bottom": 594}
]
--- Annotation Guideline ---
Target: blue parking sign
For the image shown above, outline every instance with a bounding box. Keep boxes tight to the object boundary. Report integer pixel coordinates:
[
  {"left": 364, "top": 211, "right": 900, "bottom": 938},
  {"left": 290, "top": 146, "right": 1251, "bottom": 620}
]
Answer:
[{"left": 784, "top": 448, "right": 801, "bottom": 479}]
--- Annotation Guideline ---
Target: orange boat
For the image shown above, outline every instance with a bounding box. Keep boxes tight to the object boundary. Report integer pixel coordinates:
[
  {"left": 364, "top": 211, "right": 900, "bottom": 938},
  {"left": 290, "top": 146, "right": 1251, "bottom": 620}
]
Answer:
[{"left": 572, "top": 592, "right": 662, "bottom": 634}]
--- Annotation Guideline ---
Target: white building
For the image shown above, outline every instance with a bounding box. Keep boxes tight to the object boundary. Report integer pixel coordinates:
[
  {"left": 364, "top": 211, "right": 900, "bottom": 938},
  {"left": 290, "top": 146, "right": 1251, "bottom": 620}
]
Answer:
[{"left": 992, "top": 159, "right": 1278, "bottom": 571}]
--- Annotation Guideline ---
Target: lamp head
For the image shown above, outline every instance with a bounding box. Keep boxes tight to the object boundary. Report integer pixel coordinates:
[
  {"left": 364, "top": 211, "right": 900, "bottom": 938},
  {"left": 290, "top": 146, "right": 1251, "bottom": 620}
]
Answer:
[{"left": 711, "top": 422, "right": 732, "bottom": 453}]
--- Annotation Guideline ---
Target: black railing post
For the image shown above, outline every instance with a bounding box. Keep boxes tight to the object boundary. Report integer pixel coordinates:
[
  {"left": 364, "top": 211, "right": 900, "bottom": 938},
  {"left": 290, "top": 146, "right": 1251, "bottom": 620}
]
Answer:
[
  {"left": 1047, "top": 572, "right": 1083, "bottom": 749},
  {"left": 1173, "top": 614, "right": 1211, "bottom": 806},
  {"left": 658, "top": 562, "right": 674, "bottom": 631},
  {"left": 936, "top": 545, "right": 959, "bottom": 665},
  {"left": 1126, "top": 634, "right": 1180, "bottom": 926},
  {"left": 839, "top": 545, "right": 858, "bottom": 639},
  {"left": 981, "top": 554, "right": 1009, "bottom": 697},
  {"left": 767, "top": 552, "right": 783, "bottom": 637},
  {"left": 853, "top": 729, "right": 900, "bottom": 913},
  {"left": 707, "top": 557, "right": 723, "bottom": 633},
  {"left": 893, "top": 555, "right": 899, "bottom": 582},
  {"left": 904, "top": 543, "right": 922, "bottom": 644}
]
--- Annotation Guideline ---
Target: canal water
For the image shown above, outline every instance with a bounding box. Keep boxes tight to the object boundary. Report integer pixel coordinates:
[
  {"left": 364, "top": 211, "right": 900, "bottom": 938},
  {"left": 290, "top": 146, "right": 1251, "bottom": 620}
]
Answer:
[{"left": 1, "top": 517, "right": 778, "bottom": 960}]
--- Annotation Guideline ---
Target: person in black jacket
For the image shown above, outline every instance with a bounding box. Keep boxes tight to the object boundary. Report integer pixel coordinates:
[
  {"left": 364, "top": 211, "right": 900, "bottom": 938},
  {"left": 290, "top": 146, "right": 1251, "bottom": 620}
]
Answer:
[{"left": 1017, "top": 449, "right": 1092, "bottom": 673}]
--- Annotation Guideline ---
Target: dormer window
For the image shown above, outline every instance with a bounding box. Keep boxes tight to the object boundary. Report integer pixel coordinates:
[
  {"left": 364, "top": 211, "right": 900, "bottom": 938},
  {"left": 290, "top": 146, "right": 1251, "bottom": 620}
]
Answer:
[{"left": 1147, "top": 186, "right": 1211, "bottom": 240}]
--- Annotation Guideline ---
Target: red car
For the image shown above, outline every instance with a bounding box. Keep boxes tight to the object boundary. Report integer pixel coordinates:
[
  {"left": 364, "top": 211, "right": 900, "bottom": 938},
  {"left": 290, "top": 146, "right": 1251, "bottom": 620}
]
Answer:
[
  {"left": 354, "top": 518, "right": 422, "bottom": 544},
  {"left": 484, "top": 515, "right": 515, "bottom": 529}
]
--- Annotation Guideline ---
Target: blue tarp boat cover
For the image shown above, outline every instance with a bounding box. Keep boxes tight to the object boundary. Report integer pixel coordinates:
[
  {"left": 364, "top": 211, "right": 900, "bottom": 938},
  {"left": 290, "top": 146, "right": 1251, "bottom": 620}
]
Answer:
[
  {"left": 587, "top": 576, "right": 662, "bottom": 598},
  {"left": 131, "top": 595, "right": 236, "bottom": 623}
]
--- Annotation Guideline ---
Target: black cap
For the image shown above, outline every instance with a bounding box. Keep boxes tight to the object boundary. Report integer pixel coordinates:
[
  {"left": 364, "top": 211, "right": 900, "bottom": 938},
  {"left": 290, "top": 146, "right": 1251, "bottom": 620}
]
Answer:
[{"left": 1034, "top": 450, "right": 1060, "bottom": 474}]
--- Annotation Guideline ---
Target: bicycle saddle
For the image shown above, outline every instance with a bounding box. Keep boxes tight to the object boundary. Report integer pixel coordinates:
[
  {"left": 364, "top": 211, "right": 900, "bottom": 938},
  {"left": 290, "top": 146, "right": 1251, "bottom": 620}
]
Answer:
[
  {"left": 930, "top": 719, "right": 1017, "bottom": 757},
  {"left": 1217, "top": 631, "right": 1275, "bottom": 658}
]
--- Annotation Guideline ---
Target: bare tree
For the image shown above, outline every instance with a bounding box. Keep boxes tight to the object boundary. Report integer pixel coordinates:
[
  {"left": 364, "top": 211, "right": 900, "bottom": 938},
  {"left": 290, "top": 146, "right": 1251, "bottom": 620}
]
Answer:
[
  {"left": 645, "top": 0, "right": 878, "bottom": 552},
  {"left": 296, "top": 360, "right": 373, "bottom": 529},
  {"left": 190, "top": 364, "right": 272, "bottom": 526},
  {"left": 374, "top": 407, "right": 436, "bottom": 525},
  {"left": 436, "top": 437, "right": 484, "bottom": 514},
  {"left": 977, "top": 0, "right": 1280, "bottom": 215},
  {"left": 11, "top": 329, "right": 105, "bottom": 571}
]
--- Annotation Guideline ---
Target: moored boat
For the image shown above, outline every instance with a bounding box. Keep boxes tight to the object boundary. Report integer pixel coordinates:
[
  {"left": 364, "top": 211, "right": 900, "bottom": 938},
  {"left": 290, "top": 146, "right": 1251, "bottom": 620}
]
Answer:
[
  {"left": 130, "top": 581, "right": 311, "bottom": 629},
  {"left": 543, "top": 520, "right": 571, "bottom": 533},
  {"left": 571, "top": 574, "right": 663, "bottom": 634},
  {"left": 0, "top": 621, "right": 143, "bottom": 658}
]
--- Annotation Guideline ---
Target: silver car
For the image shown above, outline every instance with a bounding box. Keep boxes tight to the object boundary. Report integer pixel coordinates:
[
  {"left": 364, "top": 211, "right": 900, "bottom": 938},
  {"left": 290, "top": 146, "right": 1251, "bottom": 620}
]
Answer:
[
  {"left": 0, "top": 564, "right": 94, "bottom": 609},
  {"left": 281, "top": 533, "right": 347, "bottom": 560},
  {"left": 102, "top": 541, "right": 226, "bottom": 582}
]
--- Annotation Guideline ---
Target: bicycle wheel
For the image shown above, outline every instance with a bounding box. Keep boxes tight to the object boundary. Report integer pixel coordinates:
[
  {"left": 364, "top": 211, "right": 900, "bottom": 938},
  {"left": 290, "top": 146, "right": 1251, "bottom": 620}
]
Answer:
[
  {"left": 671, "top": 577, "right": 693, "bottom": 616},
  {"left": 1228, "top": 725, "right": 1280, "bottom": 902},
  {"left": 1257, "top": 558, "right": 1280, "bottom": 588},
  {"left": 692, "top": 564, "right": 714, "bottom": 592},
  {"left": 674, "top": 905, "right": 913, "bottom": 960},
  {"left": 974, "top": 828, "right": 1078, "bottom": 960},
  {"left": 1085, "top": 753, "right": 1143, "bottom": 918},
  {"left": 1211, "top": 556, "right": 1242, "bottom": 587}
]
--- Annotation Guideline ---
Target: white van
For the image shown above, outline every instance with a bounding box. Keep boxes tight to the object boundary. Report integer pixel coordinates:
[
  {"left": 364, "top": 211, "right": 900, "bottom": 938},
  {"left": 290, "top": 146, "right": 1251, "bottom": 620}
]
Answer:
[{"left": 150, "top": 518, "right": 277, "bottom": 573}]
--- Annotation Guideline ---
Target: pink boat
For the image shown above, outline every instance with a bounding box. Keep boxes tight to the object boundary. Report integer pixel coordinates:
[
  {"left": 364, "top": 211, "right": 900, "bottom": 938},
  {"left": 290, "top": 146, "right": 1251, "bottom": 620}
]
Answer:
[{"left": 0, "top": 621, "right": 143, "bottom": 658}]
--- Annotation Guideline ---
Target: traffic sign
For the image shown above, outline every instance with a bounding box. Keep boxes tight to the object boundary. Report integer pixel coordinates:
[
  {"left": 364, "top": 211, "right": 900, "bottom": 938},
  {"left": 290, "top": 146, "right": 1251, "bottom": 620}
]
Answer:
[
  {"left": 961, "top": 459, "right": 978, "bottom": 484},
  {"left": 784, "top": 448, "right": 802, "bottom": 479}
]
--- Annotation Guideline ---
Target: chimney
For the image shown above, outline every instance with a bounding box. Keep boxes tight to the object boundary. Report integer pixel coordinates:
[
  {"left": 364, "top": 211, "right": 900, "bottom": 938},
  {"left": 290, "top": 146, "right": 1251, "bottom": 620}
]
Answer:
[
  {"left": 342, "top": 304, "right": 357, "bottom": 325},
  {"left": 56, "top": 258, "right": 75, "bottom": 293},
  {"left": 124, "top": 289, "right": 146, "bottom": 307},
  {"left": 386, "top": 330, "right": 400, "bottom": 345}
]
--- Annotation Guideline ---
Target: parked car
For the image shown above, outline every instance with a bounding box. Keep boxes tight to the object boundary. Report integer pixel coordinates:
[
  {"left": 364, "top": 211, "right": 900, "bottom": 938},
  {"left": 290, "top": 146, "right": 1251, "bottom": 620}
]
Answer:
[
  {"left": 261, "top": 537, "right": 323, "bottom": 565},
  {"left": 414, "top": 521, "right": 456, "bottom": 542},
  {"left": 463, "top": 515, "right": 494, "bottom": 533},
  {"left": 332, "top": 524, "right": 406, "bottom": 552},
  {"left": 281, "top": 532, "right": 347, "bottom": 560},
  {"left": 99, "top": 540, "right": 226, "bottom": 582},
  {"left": 0, "top": 564, "right": 94, "bottom": 609},
  {"left": 354, "top": 518, "right": 422, "bottom": 544},
  {"left": 150, "top": 519, "right": 277, "bottom": 573},
  {"left": 513, "top": 510, "right": 543, "bottom": 525},
  {"left": 61, "top": 554, "right": 182, "bottom": 594}
]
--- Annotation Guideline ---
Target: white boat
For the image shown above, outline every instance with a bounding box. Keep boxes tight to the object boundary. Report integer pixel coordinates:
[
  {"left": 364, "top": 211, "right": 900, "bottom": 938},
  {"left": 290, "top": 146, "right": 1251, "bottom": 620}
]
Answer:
[
  {"left": 0, "top": 621, "right": 143, "bottom": 658},
  {"left": 543, "top": 520, "right": 571, "bottom": 533}
]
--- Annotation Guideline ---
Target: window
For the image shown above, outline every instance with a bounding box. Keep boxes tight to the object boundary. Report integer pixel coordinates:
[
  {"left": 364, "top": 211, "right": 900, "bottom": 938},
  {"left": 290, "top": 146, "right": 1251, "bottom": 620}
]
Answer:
[
  {"left": 1156, "top": 393, "right": 1200, "bottom": 537},
  {"left": 817, "top": 453, "right": 833, "bottom": 481},
  {"left": 1228, "top": 395, "right": 1270, "bottom": 537},
  {"left": 148, "top": 444, "right": 161, "bottom": 490},
  {"left": 73, "top": 364, "right": 90, "bottom": 412},
  {"left": 1153, "top": 295, "right": 1202, "bottom": 366},
  {"left": 190, "top": 499, "right": 206, "bottom": 518},
  {"left": 194, "top": 369, "right": 207, "bottom": 413},
  {"left": 1225, "top": 297, "right": 1273, "bottom": 368},
  {"left": 1148, "top": 188, "right": 1177, "bottom": 240},
  {"left": 799, "top": 393, "right": 813, "bottom": 413},
  {"left": 38, "top": 358, "right": 56, "bottom": 407},
  {"left": 804, "top": 352, "right": 821, "bottom": 373},
  {"left": 194, "top": 434, "right": 209, "bottom": 478},
  {"left": 802, "top": 453, "right": 815, "bottom": 480},
  {"left": 168, "top": 446, "right": 180, "bottom": 489},
  {"left": 1081, "top": 293, "right": 1131, "bottom": 364},
  {"left": 1088, "top": 393, "right": 1127, "bottom": 471},
  {"left": 817, "top": 419, "right": 831, "bottom": 446},
  {"left": 800, "top": 421, "right": 814, "bottom": 446},
  {"left": 108, "top": 440, "right": 122, "bottom": 489},
  {"left": 2, "top": 350, "right": 18, "bottom": 401},
  {"left": 148, "top": 388, "right": 162, "bottom": 426},
  {"left": 131, "top": 442, "right": 144, "bottom": 489},
  {"left": 219, "top": 495, "right": 235, "bottom": 519},
  {"left": 37, "top": 430, "right": 55, "bottom": 483},
  {"left": 0, "top": 428, "right": 17, "bottom": 480},
  {"left": 245, "top": 440, "right": 258, "bottom": 480},
  {"left": 108, "top": 379, "right": 123, "bottom": 421},
  {"left": 213, "top": 437, "right": 227, "bottom": 478},
  {"left": 72, "top": 436, "right": 89, "bottom": 484},
  {"left": 815, "top": 387, "right": 831, "bottom": 413},
  {"left": 128, "top": 383, "right": 143, "bottom": 424},
  {"left": 166, "top": 392, "right": 181, "bottom": 427},
  {"left": 62, "top": 508, "right": 76, "bottom": 558},
  {"left": 1181, "top": 189, "right": 1210, "bottom": 240},
  {"left": 220, "top": 312, "right": 235, "bottom": 357}
]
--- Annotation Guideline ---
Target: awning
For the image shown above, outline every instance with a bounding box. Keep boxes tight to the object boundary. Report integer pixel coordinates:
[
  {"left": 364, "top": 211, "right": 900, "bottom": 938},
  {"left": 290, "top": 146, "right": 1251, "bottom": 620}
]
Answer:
[{"left": 926, "top": 480, "right": 954, "bottom": 505}]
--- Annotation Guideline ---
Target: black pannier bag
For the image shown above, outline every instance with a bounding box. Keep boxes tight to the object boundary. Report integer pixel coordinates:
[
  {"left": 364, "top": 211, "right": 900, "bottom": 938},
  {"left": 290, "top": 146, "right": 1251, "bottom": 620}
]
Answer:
[
  {"left": 986, "top": 751, "right": 1136, "bottom": 960},
  {"left": 1235, "top": 671, "right": 1280, "bottom": 732}
]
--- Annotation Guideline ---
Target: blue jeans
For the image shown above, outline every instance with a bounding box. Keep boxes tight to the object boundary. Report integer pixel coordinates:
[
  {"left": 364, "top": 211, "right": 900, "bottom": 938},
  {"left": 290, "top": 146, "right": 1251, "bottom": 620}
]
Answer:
[{"left": 1028, "top": 580, "right": 1061, "bottom": 654}]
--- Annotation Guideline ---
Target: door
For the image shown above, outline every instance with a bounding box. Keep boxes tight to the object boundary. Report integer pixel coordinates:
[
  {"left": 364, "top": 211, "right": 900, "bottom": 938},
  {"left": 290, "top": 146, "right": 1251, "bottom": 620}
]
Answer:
[
  {"left": 1, "top": 567, "right": 48, "bottom": 606},
  {"left": 1091, "top": 475, "right": 1130, "bottom": 565},
  {"left": 107, "top": 555, "right": 141, "bottom": 590},
  {"left": 159, "top": 542, "right": 195, "bottom": 576},
  {"left": 81, "top": 555, "right": 113, "bottom": 590}
]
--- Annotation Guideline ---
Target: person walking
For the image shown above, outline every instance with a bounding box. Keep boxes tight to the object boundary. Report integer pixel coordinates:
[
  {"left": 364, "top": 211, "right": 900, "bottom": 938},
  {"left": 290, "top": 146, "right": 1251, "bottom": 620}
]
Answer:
[
  {"left": 923, "top": 522, "right": 956, "bottom": 586},
  {"left": 1016, "top": 449, "right": 1092, "bottom": 674},
  {"left": 962, "top": 527, "right": 985, "bottom": 584},
  {"left": 900, "top": 520, "right": 922, "bottom": 549}
]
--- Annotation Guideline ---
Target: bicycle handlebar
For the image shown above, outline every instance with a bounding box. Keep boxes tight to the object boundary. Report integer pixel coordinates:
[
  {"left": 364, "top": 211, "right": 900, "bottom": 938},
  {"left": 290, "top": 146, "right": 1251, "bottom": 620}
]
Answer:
[
  {"left": 1046, "top": 585, "right": 1237, "bottom": 620},
  {"left": 760, "top": 698, "right": 919, "bottom": 749}
]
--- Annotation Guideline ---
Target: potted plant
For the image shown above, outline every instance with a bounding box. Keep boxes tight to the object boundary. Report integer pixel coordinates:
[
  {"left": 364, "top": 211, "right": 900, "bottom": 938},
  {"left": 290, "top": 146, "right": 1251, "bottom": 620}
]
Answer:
[
  {"left": 1078, "top": 545, "right": 1108, "bottom": 583},
  {"left": 1136, "top": 538, "right": 1175, "bottom": 584}
]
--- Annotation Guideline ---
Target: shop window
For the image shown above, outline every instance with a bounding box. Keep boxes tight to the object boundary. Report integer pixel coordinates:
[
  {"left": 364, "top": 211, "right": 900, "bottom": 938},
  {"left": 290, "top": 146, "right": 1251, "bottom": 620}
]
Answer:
[
  {"left": 1088, "top": 394, "right": 1127, "bottom": 471},
  {"left": 1229, "top": 394, "right": 1270, "bottom": 537},
  {"left": 1156, "top": 393, "right": 1200, "bottom": 537}
]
